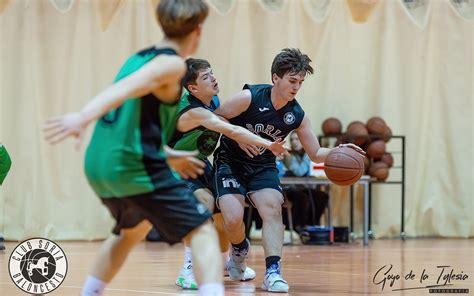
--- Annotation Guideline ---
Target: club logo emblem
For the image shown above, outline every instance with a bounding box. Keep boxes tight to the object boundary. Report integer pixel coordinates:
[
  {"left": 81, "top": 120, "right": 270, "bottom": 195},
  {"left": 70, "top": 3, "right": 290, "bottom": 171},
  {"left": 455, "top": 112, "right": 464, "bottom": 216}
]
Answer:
[
  {"left": 9, "top": 238, "right": 68, "bottom": 294},
  {"left": 283, "top": 112, "right": 295, "bottom": 125}
]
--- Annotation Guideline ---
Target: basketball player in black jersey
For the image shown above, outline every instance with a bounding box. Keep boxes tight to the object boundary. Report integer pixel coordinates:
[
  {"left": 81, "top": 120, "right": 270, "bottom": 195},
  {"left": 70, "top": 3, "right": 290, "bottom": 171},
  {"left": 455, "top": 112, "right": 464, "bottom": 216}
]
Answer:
[{"left": 213, "top": 48, "right": 364, "bottom": 292}]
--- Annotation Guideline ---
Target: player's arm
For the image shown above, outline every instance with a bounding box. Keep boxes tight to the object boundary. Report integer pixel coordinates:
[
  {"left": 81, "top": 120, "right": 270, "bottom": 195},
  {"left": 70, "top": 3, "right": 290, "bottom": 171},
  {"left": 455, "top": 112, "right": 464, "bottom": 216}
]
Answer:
[
  {"left": 296, "top": 116, "right": 365, "bottom": 163},
  {"left": 296, "top": 116, "right": 331, "bottom": 163},
  {"left": 214, "top": 89, "right": 252, "bottom": 119},
  {"left": 179, "top": 108, "right": 288, "bottom": 157},
  {"left": 44, "top": 55, "right": 185, "bottom": 147}
]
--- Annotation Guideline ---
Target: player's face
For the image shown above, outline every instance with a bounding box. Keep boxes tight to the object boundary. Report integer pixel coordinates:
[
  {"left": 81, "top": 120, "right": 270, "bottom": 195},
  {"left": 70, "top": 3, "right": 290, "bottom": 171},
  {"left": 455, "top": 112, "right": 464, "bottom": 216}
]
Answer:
[
  {"left": 193, "top": 67, "right": 219, "bottom": 97},
  {"left": 273, "top": 71, "right": 305, "bottom": 101}
]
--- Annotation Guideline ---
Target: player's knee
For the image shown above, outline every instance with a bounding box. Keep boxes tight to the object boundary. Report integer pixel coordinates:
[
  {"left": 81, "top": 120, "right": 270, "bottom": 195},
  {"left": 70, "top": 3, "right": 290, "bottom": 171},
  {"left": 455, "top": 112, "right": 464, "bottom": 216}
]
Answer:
[
  {"left": 194, "top": 190, "right": 215, "bottom": 212},
  {"left": 224, "top": 218, "right": 243, "bottom": 233},
  {"left": 184, "top": 219, "right": 217, "bottom": 243},
  {"left": 259, "top": 202, "right": 282, "bottom": 221},
  {"left": 120, "top": 221, "right": 152, "bottom": 243}
]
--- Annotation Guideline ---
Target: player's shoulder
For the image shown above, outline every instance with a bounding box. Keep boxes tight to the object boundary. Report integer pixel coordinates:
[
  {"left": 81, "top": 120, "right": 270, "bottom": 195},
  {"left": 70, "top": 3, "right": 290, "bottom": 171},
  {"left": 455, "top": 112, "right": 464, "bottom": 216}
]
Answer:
[
  {"left": 289, "top": 98, "right": 304, "bottom": 111},
  {"left": 150, "top": 54, "right": 186, "bottom": 74},
  {"left": 243, "top": 84, "right": 272, "bottom": 93},
  {"left": 242, "top": 84, "right": 271, "bottom": 103}
]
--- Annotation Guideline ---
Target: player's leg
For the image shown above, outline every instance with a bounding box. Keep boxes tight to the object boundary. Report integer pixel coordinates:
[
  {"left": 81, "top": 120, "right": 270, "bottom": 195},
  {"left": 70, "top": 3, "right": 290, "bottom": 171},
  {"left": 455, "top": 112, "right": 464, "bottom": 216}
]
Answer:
[
  {"left": 217, "top": 193, "right": 251, "bottom": 281},
  {"left": 213, "top": 211, "right": 256, "bottom": 281},
  {"left": 247, "top": 166, "right": 289, "bottom": 293},
  {"left": 251, "top": 189, "right": 289, "bottom": 292},
  {"left": 81, "top": 199, "right": 152, "bottom": 296},
  {"left": 177, "top": 187, "right": 255, "bottom": 289},
  {"left": 87, "top": 221, "right": 152, "bottom": 280},
  {"left": 176, "top": 187, "right": 215, "bottom": 289},
  {"left": 214, "top": 157, "right": 252, "bottom": 282},
  {"left": 182, "top": 220, "right": 223, "bottom": 295},
  {"left": 136, "top": 186, "right": 224, "bottom": 296}
]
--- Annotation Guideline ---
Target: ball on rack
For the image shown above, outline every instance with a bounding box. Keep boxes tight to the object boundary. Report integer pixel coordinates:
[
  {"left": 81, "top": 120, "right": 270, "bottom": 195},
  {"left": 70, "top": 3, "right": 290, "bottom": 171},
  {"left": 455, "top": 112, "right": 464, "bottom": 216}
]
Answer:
[
  {"left": 324, "top": 146, "right": 365, "bottom": 186},
  {"left": 366, "top": 116, "right": 387, "bottom": 135},
  {"left": 369, "top": 161, "right": 389, "bottom": 181},
  {"left": 367, "top": 140, "right": 386, "bottom": 158},
  {"left": 346, "top": 121, "right": 369, "bottom": 146},
  {"left": 321, "top": 117, "right": 342, "bottom": 136}
]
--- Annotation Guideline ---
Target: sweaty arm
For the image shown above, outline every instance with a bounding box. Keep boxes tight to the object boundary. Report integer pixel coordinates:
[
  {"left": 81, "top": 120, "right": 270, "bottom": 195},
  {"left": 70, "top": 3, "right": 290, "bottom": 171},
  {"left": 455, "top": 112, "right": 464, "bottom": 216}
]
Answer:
[{"left": 44, "top": 55, "right": 185, "bottom": 146}]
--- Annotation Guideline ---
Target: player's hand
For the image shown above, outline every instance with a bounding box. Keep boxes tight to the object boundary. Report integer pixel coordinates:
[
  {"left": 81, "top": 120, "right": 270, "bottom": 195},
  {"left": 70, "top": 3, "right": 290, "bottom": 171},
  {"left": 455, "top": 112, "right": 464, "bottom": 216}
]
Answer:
[
  {"left": 338, "top": 143, "right": 366, "bottom": 156},
  {"left": 44, "top": 112, "right": 87, "bottom": 149},
  {"left": 269, "top": 139, "right": 290, "bottom": 159},
  {"left": 238, "top": 142, "right": 260, "bottom": 158},
  {"left": 164, "top": 146, "right": 205, "bottom": 179}
]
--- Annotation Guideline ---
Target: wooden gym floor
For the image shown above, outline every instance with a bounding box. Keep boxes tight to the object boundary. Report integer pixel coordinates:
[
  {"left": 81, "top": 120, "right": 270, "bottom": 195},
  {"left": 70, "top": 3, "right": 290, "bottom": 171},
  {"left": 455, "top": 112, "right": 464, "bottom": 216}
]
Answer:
[{"left": 0, "top": 238, "right": 472, "bottom": 295}]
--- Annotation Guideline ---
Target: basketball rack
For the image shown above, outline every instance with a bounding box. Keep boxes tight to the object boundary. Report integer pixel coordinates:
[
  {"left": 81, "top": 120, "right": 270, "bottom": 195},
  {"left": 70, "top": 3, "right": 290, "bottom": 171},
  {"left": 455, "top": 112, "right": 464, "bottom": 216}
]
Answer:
[{"left": 318, "top": 135, "right": 406, "bottom": 240}]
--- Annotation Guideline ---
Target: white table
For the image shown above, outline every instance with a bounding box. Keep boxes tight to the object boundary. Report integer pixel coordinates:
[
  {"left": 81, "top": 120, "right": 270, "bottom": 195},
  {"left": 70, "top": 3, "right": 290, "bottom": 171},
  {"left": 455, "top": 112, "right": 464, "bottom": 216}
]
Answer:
[{"left": 280, "top": 175, "right": 371, "bottom": 246}]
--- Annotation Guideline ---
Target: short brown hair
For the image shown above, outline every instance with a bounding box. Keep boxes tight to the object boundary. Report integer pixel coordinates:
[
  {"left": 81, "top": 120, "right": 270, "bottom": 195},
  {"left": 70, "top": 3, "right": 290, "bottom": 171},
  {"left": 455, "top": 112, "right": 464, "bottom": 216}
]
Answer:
[
  {"left": 271, "top": 48, "right": 314, "bottom": 81},
  {"left": 182, "top": 58, "right": 211, "bottom": 90},
  {"left": 156, "top": 0, "right": 209, "bottom": 39}
]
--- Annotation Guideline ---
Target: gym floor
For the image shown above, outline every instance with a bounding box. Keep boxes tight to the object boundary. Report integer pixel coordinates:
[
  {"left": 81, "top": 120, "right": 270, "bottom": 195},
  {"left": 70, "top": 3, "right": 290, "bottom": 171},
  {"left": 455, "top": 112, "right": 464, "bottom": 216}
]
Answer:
[{"left": 1, "top": 238, "right": 472, "bottom": 295}]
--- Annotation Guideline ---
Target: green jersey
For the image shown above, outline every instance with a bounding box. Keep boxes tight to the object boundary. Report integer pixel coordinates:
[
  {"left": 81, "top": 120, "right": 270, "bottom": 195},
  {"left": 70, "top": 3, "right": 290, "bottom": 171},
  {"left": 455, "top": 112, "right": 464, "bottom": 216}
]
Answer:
[
  {"left": 85, "top": 47, "right": 182, "bottom": 198},
  {"left": 0, "top": 144, "right": 11, "bottom": 185},
  {"left": 169, "top": 92, "right": 221, "bottom": 160}
]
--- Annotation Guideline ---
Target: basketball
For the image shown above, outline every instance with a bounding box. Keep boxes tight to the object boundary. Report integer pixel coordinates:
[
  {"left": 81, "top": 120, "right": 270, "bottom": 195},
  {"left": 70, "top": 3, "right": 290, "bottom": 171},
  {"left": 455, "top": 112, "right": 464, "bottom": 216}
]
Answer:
[
  {"left": 324, "top": 146, "right": 365, "bottom": 186},
  {"left": 369, "top": 161, "right": 389, "bottom": 181},
  {"left": 383, "top": 126, "right": 392, "bottom": 142},
  {"left": 367, "top": 140, "right": 386, "bottom": 158},
  {"left": 379, "top": 152, "right": 393, "bottom": 168},
  {"left": 346, "top": 121, "right": 369, "bottom": 146},
  {"left": 335, "top": 133, "right": 350, "bottom": 145},
  {"left": 366, "top": 116, "right": 387, "bottom": 135},
  {"left": 363, "top": 155, "right": 370, "bottom": 174},
  {"left": 322, "top": 117, "right": 343, "bottom": 136}
]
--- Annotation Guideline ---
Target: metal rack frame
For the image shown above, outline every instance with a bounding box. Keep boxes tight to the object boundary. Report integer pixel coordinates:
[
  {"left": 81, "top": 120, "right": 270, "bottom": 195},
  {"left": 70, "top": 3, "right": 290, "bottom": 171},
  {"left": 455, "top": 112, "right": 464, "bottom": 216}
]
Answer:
[{"left": 318, "top": 135, "right": 406, "bottom": 240}]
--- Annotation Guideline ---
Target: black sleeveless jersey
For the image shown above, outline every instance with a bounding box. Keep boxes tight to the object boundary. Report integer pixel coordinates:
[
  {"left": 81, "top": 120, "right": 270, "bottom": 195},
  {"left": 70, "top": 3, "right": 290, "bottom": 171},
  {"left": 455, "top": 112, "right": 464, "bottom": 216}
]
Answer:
[{"left": 218, "top": 84, "right": 305, "bottom": 164}]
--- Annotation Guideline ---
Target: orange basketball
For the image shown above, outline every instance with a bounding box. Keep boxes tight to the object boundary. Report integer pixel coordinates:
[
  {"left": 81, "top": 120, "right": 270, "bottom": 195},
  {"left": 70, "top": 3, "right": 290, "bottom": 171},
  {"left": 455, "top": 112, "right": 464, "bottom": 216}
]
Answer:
[
  {"left": 369, "top": 161, "right": 389, "bottom": 181},
  {"left": 367, "top": 140, "right": 386, "bottom": 159},
  {"left": 366, "top": 116, "right": 387, "bottom": 135},
  {"left": 379, "top": 152, "right": 393, "bottom": 168},
  {"left": 346, "top": 121, "right": 369, "bottom": 146},
  {"left": 324, "top": 146, "right": 365, "bottom": 186},
  {"left": 382, "top": 126, "right": 392, "bottom": 142},
  {"left": 322, "top": 117, "right": 342, "bottom": 136}
]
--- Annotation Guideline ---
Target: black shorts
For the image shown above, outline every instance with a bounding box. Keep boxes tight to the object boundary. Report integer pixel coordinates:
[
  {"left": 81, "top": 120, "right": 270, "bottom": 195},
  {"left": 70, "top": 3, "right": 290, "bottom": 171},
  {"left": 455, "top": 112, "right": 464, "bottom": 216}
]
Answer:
[
  {"left": 213, "top": 151, "right": 282, "bottom": 207},
  {"left": 185, "top": 159, "right": 215, "bottom": 194},
  {"left": 101, "top": 184, "right": 211, "bottom": 245}
]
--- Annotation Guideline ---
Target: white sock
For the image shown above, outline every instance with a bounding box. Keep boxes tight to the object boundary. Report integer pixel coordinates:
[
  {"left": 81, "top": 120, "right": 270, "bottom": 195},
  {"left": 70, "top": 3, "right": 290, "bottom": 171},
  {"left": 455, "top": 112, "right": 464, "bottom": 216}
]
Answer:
[
  {"left": 221, "top": 251, "right": 229, "bottom": 268},
  {"left": 183, "top": 246, "right": 193, "bottom": 266},
  {"left": 81, "top": 275, "right": 107, "bottom": 296},
  {"left": 199, "top": 282, "right": 225, "bottom": 296}
]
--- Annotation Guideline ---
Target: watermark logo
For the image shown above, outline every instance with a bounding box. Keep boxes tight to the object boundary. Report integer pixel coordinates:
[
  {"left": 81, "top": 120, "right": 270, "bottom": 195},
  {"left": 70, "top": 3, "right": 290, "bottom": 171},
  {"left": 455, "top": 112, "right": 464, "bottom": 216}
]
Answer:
[
  {"left": 9, "top": 238, "right": 68, "bottom": 294},
  {"left": 372, "top": 264, "right": 469, "bottom": 294}
]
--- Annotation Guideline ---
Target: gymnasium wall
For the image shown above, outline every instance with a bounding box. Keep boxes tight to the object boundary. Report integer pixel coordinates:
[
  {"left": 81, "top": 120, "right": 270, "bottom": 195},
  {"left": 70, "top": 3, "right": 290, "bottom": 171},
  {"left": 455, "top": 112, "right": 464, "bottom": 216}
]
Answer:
[{"left": 0, "top": 0, "right": 472, "bottom": 240}]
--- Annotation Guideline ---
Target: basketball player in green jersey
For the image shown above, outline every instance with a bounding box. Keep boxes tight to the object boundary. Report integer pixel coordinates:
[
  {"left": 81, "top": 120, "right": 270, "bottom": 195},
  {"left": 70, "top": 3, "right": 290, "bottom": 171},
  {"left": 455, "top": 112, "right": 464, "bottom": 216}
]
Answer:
[
  {"left": 170, "top": 58, "right": 288, "bottom": 289},
  {"left": 0, "top": 143, "right": 12, "bottom": 251},
  {"left": 44, "top": 1, "right": 225, "bottom": 295}
]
